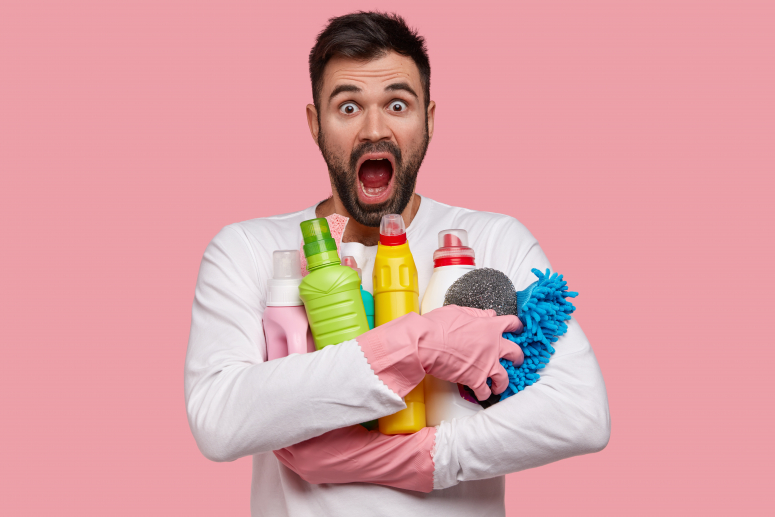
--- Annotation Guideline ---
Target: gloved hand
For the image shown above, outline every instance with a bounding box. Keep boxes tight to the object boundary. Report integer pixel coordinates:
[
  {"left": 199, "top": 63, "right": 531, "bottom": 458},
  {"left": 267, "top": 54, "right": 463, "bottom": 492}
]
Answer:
[
  {"left": 420, "top": 306, "right": 523, "bottom": 400},
  {"left": 357, "top": 305, "right": 524, "bottom": 401},
  {"left": 274, "top": 425, "right": 436, "bottom": 492}
]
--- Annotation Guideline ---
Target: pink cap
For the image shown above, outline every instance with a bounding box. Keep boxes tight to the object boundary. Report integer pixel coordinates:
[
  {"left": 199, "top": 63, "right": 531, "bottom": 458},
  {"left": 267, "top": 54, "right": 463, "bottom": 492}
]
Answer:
[
  {"left": 433, "top": 229, "right": 475, "bottom": 267},
  {"left": 341, "top": 255, "right": 362, "bottom": 280}
]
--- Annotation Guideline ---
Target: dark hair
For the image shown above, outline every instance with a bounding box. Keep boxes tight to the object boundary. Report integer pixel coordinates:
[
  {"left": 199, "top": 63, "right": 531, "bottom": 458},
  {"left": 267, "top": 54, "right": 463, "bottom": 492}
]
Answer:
[{"left": 309, "top": 12, "right": 431, "bottom": 111}]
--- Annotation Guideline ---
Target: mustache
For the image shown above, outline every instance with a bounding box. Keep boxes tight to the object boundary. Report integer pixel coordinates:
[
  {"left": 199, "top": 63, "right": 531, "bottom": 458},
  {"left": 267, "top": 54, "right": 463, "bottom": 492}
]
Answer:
[{"left": 349, "top": 141, "right": 403, "bottom": 171}]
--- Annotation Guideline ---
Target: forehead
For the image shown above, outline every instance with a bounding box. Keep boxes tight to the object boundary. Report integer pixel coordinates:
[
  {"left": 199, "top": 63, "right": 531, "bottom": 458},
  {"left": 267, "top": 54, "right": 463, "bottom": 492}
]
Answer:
[{"left": 322, "top": 51, "right": 422, "bottom": 101}]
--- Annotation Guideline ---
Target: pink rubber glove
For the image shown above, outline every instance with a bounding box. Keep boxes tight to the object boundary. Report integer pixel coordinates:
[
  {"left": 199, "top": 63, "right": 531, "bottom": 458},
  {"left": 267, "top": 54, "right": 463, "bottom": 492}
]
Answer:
[
  {"left": 274, "top": 425, "right": 436, "bottom": 492},
  {"left": 358, "top": 305, "right": 524, "bottom": 401}
]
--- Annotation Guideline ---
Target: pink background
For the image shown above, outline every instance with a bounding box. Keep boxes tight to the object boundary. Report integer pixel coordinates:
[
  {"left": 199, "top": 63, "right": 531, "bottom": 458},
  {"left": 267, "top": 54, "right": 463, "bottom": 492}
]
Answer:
[{"left": 1, "top": 0, "right": 773, "bottom": 514}]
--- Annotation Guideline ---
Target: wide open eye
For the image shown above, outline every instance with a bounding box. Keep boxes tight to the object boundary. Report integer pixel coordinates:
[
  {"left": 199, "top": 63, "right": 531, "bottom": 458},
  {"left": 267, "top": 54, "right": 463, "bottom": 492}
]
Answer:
[
  {"left": 388, "top": 100, "right": 408, "bottom": 113},
  {"left": 339, "top": 102, "right": 360, "bottom": 115}
]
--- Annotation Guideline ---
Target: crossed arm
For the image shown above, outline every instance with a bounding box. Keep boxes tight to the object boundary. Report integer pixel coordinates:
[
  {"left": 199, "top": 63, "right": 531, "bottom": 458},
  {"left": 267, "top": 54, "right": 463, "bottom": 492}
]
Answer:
[{"left": 185, "top": 225, "right": 610, "bottom": 491}]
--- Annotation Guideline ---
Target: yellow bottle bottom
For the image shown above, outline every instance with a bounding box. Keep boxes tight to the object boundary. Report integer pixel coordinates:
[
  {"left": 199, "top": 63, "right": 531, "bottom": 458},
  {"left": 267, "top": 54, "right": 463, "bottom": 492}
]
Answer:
[{"left": 378, "top": 382, "right": 426, "bottom": 435}]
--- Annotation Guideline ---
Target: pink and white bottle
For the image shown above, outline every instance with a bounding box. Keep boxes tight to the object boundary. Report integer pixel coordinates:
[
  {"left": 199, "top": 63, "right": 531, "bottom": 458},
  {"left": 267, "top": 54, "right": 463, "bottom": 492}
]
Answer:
[
  {"left": 264, "top": 250, "right": 315, "bottom": 361},
  {"left": 421, "top": 230, "right": 483, "bottom": 425}
]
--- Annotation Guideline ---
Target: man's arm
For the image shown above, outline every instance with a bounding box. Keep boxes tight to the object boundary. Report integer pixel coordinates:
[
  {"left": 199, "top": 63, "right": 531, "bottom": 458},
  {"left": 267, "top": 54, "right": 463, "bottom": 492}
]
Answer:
[
  {"left": 431, "top": 316, "right": 610, "bottom": 487},
  {"left": 430, "top": 227, "right": 610, "bottom": 488},
  {"left": 184, "top": 225, "right": 406, "bottom": 461}
]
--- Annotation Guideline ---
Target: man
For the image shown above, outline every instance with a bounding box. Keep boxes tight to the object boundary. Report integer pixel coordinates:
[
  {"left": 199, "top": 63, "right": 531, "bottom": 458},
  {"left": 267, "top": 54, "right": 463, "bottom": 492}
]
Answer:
[{"left": 185, "top": 12, "right": 609, "bottom": 516}]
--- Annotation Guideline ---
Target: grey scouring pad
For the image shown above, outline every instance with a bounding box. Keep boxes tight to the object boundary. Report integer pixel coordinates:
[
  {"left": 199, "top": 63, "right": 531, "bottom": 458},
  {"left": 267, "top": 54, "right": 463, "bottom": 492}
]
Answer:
[{"left": 443, "top": 268, "right": 517, "bottom": 316}]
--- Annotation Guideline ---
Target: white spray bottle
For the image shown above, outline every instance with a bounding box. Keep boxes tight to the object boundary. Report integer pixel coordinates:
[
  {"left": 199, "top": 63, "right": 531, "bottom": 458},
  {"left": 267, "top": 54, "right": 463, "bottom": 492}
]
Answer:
[{"left": 421, "top": 229, "right": 483, "bottom": 425}]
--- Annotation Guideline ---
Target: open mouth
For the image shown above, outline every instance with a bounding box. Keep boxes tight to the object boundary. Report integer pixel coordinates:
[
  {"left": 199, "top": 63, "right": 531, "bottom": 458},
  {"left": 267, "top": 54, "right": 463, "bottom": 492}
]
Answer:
[{"left": 356, "top": 153, "right": 395, "bottom": 205}]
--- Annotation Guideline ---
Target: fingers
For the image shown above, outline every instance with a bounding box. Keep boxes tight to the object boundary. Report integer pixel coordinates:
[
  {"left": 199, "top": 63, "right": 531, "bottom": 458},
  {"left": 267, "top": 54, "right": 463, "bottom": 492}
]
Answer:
[
  {"left": 495, "top": 314, "right": 523, "bottom": 334},
  {"left": 470, "top": 378, "right": 493, "bottom": 401},
  {"left": 488, "top": 363, "right": 510, "bottom": 395},
  {"left": 500, "top": 337, "right": 524, "bottom": 366},
  {"left": 273, "top": 448, "right": 293, "bottom": 466}
]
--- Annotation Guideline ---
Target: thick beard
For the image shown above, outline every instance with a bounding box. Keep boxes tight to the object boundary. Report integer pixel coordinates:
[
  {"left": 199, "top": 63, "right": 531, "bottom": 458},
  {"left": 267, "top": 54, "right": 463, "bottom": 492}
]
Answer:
[{"left": 318, "top": 124, "right": 429, "bottom": 227}]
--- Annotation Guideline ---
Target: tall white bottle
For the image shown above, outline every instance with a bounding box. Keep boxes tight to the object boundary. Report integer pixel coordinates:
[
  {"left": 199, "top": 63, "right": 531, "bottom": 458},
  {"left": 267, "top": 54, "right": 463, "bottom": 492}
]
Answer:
[{"left": 421, "top": 229, "right": 483, "bottom": 426}]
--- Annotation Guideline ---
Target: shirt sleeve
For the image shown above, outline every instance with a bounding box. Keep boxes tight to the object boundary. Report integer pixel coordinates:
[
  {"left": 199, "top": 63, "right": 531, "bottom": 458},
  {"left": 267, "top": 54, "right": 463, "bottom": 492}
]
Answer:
[
  {"left": 184, "top": 225, "right": 405, "bottom": 462},
  {"left": 430, "top": 221, "right": 611, "bottom": 489}
]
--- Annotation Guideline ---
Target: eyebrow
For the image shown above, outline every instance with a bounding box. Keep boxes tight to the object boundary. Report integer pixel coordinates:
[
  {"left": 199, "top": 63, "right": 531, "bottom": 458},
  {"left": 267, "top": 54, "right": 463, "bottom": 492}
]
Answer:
[
  {"left": 385, "top": 82, "right": 419, "bottom": 100},
  {"left": 329, "top": 84, "right": 361, "bottom": 101},
  {"left": 328, "top": 82, "right": 420, "bottom": 102}
]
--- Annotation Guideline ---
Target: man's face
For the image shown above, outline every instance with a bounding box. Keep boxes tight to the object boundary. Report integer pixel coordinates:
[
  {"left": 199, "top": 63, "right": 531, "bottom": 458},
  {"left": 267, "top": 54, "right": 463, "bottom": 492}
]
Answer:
[{"left": 309, "top": 51, "right": 435, "bottom": 227}]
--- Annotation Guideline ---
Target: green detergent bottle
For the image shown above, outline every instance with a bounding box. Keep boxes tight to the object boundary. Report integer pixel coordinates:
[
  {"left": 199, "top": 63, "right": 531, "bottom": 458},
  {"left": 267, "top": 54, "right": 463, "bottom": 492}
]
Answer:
[{"left": 299, "top": 218, "right": 370, "bottom": 350}]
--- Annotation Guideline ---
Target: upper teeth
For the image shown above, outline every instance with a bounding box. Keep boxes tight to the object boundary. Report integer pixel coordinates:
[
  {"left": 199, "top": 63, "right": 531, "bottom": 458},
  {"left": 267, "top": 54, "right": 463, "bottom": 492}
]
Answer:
[{"left": 370, "top": 158, "right": 384, "bottom": 160}]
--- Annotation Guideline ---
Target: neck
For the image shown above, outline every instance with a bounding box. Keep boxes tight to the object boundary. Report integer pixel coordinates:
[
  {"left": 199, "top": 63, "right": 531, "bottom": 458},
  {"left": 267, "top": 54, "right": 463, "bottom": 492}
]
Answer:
[{"left": 315, "top": 192, "right": 421, "bottom": 247}]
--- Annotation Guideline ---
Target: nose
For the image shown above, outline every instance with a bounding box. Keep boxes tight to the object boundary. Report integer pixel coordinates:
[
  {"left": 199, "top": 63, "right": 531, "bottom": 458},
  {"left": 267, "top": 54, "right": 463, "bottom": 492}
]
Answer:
[{"left": 357, "top": 106, "right": 392, "bottom": 143}]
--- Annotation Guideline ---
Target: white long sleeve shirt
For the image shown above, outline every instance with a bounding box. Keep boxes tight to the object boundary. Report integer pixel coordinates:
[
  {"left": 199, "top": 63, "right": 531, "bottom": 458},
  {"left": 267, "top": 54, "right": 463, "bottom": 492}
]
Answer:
[{"left": 185, "top": 195, "right": 610, "bottom": 516}]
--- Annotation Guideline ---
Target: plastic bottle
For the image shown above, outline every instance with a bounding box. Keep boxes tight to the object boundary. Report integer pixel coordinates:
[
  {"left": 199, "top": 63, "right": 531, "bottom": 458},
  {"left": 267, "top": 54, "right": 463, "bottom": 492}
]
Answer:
[
  {"left": 264, "top": 250, "right": 316, "bottom": 361},
  {"left": 420, "top": 229, "right": 483, "bottom": 426},
  {"left": 342, "top": 256, "right": 375, "bottom": 330},
  {"left": 373, "top": 214, "right": 425, "bottom": 435},
  {"left": 298, "top": 218, "right": 371, "bottom": 350}
]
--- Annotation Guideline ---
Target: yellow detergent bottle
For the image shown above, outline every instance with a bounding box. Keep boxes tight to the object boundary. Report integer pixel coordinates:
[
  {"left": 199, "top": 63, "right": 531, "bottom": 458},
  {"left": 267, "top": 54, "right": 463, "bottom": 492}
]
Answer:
[{"left": 374, "top": 214, "right": 425, "bottom": 435}]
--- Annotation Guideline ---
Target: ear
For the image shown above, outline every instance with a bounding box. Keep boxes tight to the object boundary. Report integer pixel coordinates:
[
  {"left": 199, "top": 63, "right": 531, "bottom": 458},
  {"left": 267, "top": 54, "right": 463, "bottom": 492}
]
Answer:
[
  {"left": 426, "top": 100, "right": 436, "bottom": 141},
  {"left": 306, "top": 104, "right": 320, "bottom": 145}
]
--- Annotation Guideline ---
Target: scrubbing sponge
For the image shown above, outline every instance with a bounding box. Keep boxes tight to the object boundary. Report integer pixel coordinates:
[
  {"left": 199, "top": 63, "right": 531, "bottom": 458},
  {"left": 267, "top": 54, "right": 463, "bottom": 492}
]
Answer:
[
  {"left": 443, "top": 268, "right": 517, "bottom": 316},
  {"left": 443, "top": 267, "right": 577, "bottom": 406}
]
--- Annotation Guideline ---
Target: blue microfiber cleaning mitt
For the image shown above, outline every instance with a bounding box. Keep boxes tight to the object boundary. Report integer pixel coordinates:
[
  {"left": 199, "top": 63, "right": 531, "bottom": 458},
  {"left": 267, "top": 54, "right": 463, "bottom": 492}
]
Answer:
[
  {"left": 495, "top": 268, "right": 578, "bottom": 401},
  {"left": 444, "top": 267, "right": 578, "bottom": 407}
]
